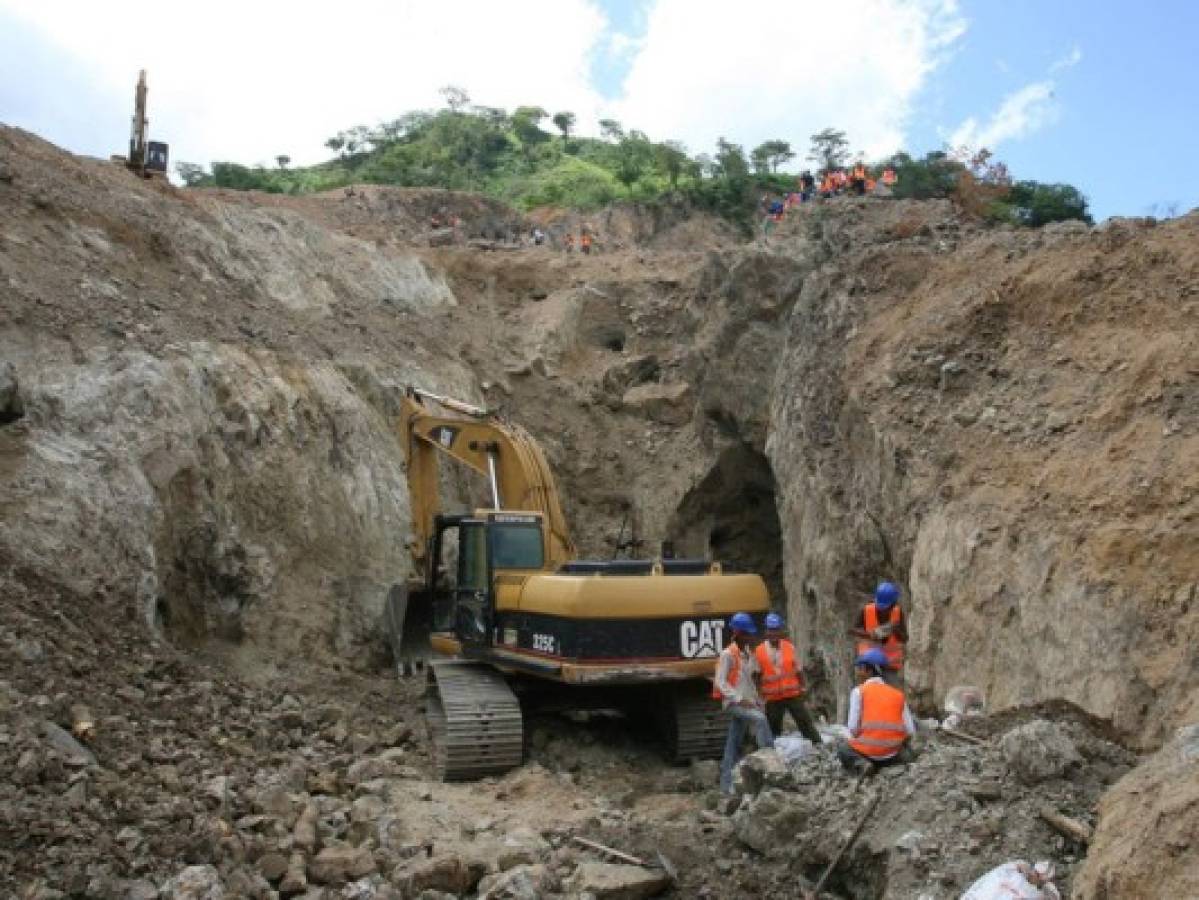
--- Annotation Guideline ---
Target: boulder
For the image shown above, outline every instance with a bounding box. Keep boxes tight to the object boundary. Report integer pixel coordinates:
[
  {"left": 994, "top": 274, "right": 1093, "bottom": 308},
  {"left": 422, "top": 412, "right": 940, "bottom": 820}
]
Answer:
[
  {"left": 257, "top": 852, "right": 289, "bottom": 883},
  {"left": 392, "top": 854, "right": 476, "bottom": 896},
  {"left": 307, "top": 845, "right": 377, "bottom": 885},
  {"left": 161, "top": 865, "right": 225, "bottom": 900},
  {"left": 733, "top": 748, "right": 790, "bottom": 796},
  {"left": 41, "top": 721, "right": 97, "bottom": 766},
  {"left": 496, "top": 826, "right": 551, "bottom": 870},
  {"left": 563, "top": 862, "right": 671, "bottom": 900},
  {"left": 620, "top": 382, "right": 693, "bottom": 426},
  {"left": 733, "top": 789, "right": 815, "bottom": 855},
  {"left": 476, "top": 864, "right": 559, "bottom": 900},
  {"left": 293, "top": 803, "right": 319, "bottom": 852},
  {"left": 998, "top": 720, "right": 1082, "bottom": 785}
]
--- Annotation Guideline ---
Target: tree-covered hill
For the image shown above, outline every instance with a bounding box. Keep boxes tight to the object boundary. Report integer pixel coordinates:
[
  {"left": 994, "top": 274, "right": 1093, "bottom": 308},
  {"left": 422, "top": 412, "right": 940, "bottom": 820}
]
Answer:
[{"left": 177, "top": 88, "right": 1090, "bottom": 229}]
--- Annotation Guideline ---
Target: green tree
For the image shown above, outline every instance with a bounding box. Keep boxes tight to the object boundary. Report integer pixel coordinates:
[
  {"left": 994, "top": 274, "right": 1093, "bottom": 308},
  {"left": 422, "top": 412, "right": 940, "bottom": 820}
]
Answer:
[
  {"left": 808, "top": 127, "right": 850, "bottom": 173},
  {"left": 714, "top": 137, "right": 749, "bottom": 180},
  {"left": 551, "top": 111, "right": 576, "bottom": 140},
  {"left": 752, "top": 139, "right": 796, "bottom": 173},
  {"left": 598, "top": 118, "right": 625, "bottom": 142},
  {"left": 655, "top": 140, "right": 689, "bottom": 188},
  {"left": 1006, "top": 181, "right": 1092, "bottom": 227},
  {"left": 175, "top": 161, "right": 208, "bottom": 186},
  {"left": 614, "top": 129, "right": 653, "bottom": 187},
  {"left": 439, "top": 85, "right": 471, "bottom": 112},
  {"left": 512, "top": 106, "right": 550, "bottom": 151}
]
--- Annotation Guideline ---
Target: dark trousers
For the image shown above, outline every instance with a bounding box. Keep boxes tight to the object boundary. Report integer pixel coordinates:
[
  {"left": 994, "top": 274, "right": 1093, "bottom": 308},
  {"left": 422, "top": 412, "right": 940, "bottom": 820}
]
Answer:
[
  {"left": 836, "top": 740, "right": 911, "bottom": 771},
  {"left": 765, "top": 695, "right": 823, "bottom": 745}
]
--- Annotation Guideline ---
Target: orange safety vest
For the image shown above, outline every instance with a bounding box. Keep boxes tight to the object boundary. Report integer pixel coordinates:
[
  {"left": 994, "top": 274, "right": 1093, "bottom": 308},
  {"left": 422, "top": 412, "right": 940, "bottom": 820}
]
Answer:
[
  {"left": 755, "top": 640, "right": 802, "bottom": 701},
  {"left": 848, "top": 680, "right": 908, "bottom": 758},
  {"left": 882, "top": 168, "right": 897, "bottom": 185},
  {"left": 853, "top": 165, "right": 866, "bottom": 179},
  {"left": 710, "top": 643, "right": 742, "bottom": 700},
  {"left": 856, "top": 603, "right": 905, "bottom": 669}
]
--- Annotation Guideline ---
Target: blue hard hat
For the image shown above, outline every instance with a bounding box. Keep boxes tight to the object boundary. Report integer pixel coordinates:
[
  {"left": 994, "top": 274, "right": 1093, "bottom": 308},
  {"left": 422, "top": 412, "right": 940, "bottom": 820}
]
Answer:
[
  {"left": 729, "top": 612, "right": 757, "bottom": 635},
  {"left": 856, "top": 648, "right": 890, "bottom": 670},
  {"left": 765, "top": 612, "right": 784, "bottom": 630},
  {"left": 874, "top": 581, "right": 900, "bottom": 609}
]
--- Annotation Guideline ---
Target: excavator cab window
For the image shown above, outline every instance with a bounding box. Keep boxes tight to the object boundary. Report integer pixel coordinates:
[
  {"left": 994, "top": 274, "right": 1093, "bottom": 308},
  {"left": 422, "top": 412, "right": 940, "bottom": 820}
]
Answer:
[{"left": 490, "top": 523, "right": 544, "bottom": 569}]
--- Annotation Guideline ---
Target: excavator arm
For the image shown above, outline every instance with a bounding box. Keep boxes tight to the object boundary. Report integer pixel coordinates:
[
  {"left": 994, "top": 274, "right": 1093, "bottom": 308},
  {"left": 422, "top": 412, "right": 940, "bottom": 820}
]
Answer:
[{"left": 398, "top": 388, "right": 576, "bottom": 576}]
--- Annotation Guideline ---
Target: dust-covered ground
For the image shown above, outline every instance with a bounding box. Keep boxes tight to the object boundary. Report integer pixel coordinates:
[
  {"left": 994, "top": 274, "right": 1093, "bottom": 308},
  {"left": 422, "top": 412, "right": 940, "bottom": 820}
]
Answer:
[{"left": 1, "top": 547, "right": 1137, "bottom": 899}]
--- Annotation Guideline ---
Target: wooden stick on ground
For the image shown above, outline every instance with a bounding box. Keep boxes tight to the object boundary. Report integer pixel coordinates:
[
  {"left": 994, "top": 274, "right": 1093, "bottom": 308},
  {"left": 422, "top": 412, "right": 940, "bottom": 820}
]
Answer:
[
  {"left": 942, "top": 727, "right": 989, "bottom": 746},
  {"left": 570, "top": 835, "right": 646, "bottom": 867},
  {"left": 1038, "top": 806, "right": 1093, "bottom": 845},
  {"left": 805, "top": 792, "right": 882, "bottom": 899}
]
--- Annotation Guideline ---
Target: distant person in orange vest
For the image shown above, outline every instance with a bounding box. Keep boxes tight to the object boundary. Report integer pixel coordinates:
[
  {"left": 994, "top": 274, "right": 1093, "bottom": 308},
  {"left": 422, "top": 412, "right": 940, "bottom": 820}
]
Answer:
[
  {"left": 580, "top": 232, "right": 592, "bottom": 254},
  {"left": 851, "top": 162, "right": 867, "bottom": 195},
  {"left": 881, "top": 166, "right": 897, "bottom": 187},
  {"left": 713, "top": 611, "right": 773, "bottom": 794},
  {"left": 838, "top": 649, "right": 916, "bottom": 771},
  {"left": 755, "top": 613, "right": 823, "bottom": 745},
  {"left": 820, "top": 173, "right": 836, "bottom": 198},
  {"left": 851, "top": 581, "right": 907, "bottom": 678},
  {"left": 564, "top": 233, "right": 575, "bottom": 253}
]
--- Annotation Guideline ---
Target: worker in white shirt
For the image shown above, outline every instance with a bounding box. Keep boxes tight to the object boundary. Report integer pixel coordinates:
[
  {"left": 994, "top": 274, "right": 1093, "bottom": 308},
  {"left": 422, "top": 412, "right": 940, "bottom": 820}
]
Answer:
[
  {"left": 712, "top": 612, "right": 774, "bottom": 794},
  {"left": 838, "top": 648, "right": 916, "bottom": 772}
]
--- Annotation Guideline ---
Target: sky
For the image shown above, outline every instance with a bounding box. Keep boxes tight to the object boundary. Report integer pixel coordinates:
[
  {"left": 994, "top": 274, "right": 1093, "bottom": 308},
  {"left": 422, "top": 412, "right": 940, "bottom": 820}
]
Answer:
[{"left": 1, "top": 0, "right": 1196, "bottom": 221}]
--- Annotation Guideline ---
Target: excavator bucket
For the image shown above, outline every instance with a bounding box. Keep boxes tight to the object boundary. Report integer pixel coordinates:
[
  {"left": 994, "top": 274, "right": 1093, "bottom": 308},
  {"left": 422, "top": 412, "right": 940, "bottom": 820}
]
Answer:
[{"left": 384, "top": 582, "right": 433, "bottom": 675}]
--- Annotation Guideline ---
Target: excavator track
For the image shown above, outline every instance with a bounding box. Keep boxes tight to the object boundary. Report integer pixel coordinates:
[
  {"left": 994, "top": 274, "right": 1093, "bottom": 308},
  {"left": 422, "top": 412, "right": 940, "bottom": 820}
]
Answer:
[
  {"left": 426, "top": 660, "right": 524, "bottom": 781},
  {"left": 667, "top": 684, "right": 731, "bottom": 762}
]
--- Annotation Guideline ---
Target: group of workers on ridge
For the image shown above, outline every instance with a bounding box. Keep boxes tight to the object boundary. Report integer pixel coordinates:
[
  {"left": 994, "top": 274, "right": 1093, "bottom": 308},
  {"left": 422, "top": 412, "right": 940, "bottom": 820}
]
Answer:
[
  {"left": 760, "top": 163, "right": 900, "bottom": 243},
  {"left": 714, "top": 580, "right": 914, "bottom": 794}
]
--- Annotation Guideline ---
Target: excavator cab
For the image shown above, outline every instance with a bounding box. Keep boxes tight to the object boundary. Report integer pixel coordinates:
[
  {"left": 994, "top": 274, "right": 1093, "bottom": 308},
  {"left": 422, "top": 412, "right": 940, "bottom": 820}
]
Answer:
[{"left": 389, "top": 510, "right": 547, "bottom": 669}]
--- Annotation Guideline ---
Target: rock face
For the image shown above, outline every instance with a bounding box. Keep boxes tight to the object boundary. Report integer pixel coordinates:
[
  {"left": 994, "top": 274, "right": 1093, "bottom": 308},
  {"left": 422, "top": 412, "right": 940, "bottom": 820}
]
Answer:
[
  {"left": 1073, "top": 724, "right": 1199, "bottom": 899},
  {"left": 766, "top": 203, "right": 1199, "bottom": 743},
  {"left": 0, "top": 339, "right": 470, "bottom": 663}
]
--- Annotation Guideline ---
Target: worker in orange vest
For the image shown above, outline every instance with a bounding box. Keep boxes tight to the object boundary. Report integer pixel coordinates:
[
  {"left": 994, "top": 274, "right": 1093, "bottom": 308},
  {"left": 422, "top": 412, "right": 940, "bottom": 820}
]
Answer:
[
  {"left": 580, "top": 232, "right": 593, "bottom": 254},
  {"left": 564, "top": 233, "right": 574, "bottom": 253},
  {"left": 851, "top": 162, "right": 867, "bottom": 195},
  {"left": 713, "top": 611, "right": 773, "bottom": 794},
  {"left": 755, "top": 613, "right": 823, "bottom": 744},
  {"left": 851, "top": 581, "right": 907, "bottom": 677},
  {"left": 837, "top": 649, "right": 916, "bottom": 771},
  {"left": 881, "top": 167, "right": 897, "bottom": 187}
]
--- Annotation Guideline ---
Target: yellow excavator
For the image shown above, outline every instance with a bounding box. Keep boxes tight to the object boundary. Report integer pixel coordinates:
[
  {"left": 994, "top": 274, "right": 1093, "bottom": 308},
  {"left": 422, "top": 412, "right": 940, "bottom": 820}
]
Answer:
[
  {"left": 112, "top": 70, "right": 169, "bottom": 179},
  {"left": 387, "top": 388, "right": 770, "bottom": 780}
]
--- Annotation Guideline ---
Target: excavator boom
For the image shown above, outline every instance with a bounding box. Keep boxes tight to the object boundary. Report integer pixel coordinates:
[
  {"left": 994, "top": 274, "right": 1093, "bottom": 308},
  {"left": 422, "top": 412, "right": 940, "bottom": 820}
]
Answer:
[{"left": 398, "top": 388, "right": 575, "bottom": 574}]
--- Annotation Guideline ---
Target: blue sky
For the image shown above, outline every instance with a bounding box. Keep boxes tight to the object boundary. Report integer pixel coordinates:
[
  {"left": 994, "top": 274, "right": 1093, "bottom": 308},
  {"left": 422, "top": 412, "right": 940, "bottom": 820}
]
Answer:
[{"left": 1, "top": 0, "right": 1195, "bottom": 221}]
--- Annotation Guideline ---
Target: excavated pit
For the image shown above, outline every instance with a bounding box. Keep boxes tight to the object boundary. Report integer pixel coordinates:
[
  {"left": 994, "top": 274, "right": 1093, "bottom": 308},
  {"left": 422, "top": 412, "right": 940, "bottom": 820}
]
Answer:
[{"left": 667, "top": 445, "right": 787, "bottom": 609}]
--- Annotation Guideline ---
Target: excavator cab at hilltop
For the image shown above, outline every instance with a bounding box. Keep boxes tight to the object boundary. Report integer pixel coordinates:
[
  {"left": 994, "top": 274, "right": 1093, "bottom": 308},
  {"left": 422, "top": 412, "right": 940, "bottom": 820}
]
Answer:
[{"left": 388, "top": 388, "right": 770, "bottom": 780}]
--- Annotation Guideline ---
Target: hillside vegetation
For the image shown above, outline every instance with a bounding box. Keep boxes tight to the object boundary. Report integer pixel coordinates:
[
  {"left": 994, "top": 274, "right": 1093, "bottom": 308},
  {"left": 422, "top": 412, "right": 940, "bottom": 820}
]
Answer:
[{"left": 178, "top": 90, "right": 1091, "bottom": 228}]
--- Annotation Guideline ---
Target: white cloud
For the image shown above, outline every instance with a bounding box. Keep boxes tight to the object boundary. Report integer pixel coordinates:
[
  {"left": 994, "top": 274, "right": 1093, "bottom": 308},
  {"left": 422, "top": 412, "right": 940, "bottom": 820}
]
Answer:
[
  {"left": 0, "top": 0, "right": 969, "bottom": 173},
  {"left": 948, "top": 43, "right": 1081, "bottom": 151},
  {"left": 948, "top": 80, "right": 1058, "bottom": 149},
  {"left": 1049, "top": 45, "right": 1083, "bottom": 73},
  {"left": 610, "top": 0, "right": 967, "bottom": 161},
  {"left": 0, "top": 0, "right": 610, "bottom": 167}
]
